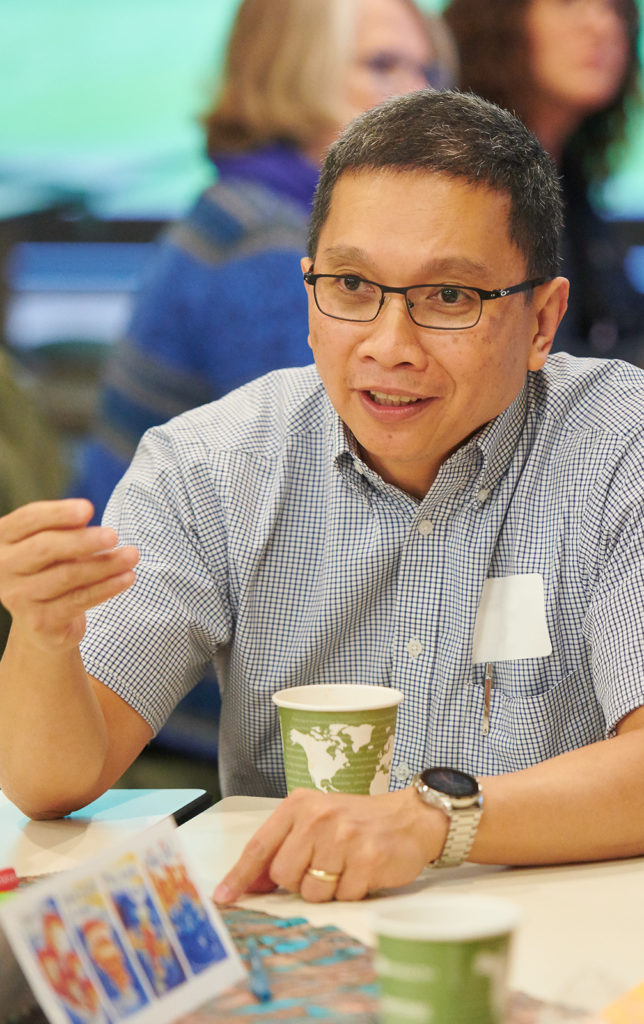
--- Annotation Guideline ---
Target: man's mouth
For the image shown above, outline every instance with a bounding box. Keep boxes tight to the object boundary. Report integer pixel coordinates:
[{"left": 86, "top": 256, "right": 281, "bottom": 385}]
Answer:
[{"left": 368, "top": 390, "right": 423, "bottom": 406}]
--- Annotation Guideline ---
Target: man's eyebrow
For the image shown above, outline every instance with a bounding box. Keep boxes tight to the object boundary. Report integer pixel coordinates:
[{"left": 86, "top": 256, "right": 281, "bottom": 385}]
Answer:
[
  {"left": 318, "top": 246, "right": 369, "bottom": 265},
  {"left": 316, "top": 247, "right": 489, "bottom": 281},
  {"left": 416, "top": 256, "right": 489, "bottom": 280}
]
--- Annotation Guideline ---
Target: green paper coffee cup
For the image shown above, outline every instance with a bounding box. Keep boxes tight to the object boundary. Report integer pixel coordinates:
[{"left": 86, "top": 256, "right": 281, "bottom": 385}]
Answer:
[
  {"left": 372, "top": 894, "right": 520, "bottom": 1024},
  {"left": 272, "top": 684, "right": 403, "bottom": 794}
]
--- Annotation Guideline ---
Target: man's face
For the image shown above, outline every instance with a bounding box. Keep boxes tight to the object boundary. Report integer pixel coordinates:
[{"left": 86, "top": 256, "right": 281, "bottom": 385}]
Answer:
[{"left": 304, "top": 169, "right": 565, "bottom": 498}]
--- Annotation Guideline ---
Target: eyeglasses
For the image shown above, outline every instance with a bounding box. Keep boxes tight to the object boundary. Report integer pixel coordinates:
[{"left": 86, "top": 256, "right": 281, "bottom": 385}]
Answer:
[{"left": 303, "top": 271, "right": 547, "bottom": 330}]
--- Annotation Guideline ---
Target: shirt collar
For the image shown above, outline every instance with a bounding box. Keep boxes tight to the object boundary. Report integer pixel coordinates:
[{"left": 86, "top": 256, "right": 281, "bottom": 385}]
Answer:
[
  {"left": 467, "top": 381, "right": 529, "bottom": 490},
  {"left": 327, "top": 379, "right": 530, "bottom": 500},
  {"left": 328, "top": 400, "right": 357, "bottom": 463}
]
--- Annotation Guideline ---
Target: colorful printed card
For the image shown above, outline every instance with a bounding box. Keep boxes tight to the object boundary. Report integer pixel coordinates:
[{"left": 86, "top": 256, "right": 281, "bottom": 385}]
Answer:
[{"left": 0, "top": 819, "right": 244, "bottom": 1024}]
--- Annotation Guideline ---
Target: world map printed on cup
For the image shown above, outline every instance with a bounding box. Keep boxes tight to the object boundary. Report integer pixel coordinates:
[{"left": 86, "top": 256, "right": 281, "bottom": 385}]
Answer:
[{"left": 272, "top": 685, "right": 404, "bottom": 795}]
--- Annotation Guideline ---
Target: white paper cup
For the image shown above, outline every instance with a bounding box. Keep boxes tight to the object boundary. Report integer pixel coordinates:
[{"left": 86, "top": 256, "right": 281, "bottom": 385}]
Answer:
[
  {"left": 372, "top": 893, "right": 520, "bottom": 1024},
  {"left": 272, "top": 684, "right": 403, "bottom": 794}
]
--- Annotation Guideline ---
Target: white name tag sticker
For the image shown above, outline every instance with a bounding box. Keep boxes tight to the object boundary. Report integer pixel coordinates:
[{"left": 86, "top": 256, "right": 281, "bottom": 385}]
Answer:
[{"left": 472, "top": 573, "right": 552, "bottom": 664}]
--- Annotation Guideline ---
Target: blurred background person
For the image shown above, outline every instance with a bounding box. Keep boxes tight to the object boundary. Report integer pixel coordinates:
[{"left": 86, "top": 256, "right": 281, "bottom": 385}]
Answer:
[
  {"left": 444, "top": 0, "right": 644, "bottom": 362},
  {"left": 0, "top": 350, "right": 66, "bottom": 653},
  {"left": 73, "top": 0, "right": 457, "bottom": 524}
]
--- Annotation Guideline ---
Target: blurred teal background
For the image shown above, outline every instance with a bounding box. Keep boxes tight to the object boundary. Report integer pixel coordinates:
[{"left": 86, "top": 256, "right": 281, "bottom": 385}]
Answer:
[{"left": 2, "top": 0, "right": 642, "bottom": 222}]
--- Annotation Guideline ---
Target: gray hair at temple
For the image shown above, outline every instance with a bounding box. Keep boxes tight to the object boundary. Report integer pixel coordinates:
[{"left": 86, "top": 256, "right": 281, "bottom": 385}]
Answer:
[{"left": 307, "top": 89, "right": 563, "bottom": 281}]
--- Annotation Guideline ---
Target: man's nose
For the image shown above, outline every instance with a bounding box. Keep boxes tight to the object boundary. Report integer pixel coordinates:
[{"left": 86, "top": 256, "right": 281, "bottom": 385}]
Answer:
[{"left": 358, "top": 293, "right": 427, "bottom": 366}]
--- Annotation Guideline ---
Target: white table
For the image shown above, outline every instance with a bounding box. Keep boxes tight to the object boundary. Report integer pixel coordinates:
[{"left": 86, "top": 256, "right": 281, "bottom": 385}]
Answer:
[
  {"left": 0, "top": 788, "right": 210, "bottom": 1013},
  {"left": 0, "top": 788, "right": 210, "bottom": 876},
  {"left": 180, "top": 796, "right": 644, "bottom": 1015}
]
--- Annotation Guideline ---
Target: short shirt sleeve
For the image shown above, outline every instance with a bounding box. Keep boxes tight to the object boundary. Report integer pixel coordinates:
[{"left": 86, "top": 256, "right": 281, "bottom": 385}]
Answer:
[
  {"left": 582, "top": 433, "right": 644, "bottom": 734},
  {"left": 80, "top": 424, "right": 233, "bottom": 734}
]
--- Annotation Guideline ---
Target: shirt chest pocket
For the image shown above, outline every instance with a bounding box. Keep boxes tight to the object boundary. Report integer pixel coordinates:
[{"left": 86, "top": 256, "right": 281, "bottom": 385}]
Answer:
[
  {"left": 474, "top": 659, "right": 601, "bottom": 769},
  {"left": 483, "top": 653, "right": 569, "bottom": 699}
]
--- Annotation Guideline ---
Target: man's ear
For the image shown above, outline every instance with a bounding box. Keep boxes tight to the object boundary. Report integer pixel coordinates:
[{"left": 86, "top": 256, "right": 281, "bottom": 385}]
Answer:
[
  {"left": 301, "top": 257, "right": 314, "bottom": 351},
  {"left": 527, "top": 277, "right": 569, "bottom": 372}
]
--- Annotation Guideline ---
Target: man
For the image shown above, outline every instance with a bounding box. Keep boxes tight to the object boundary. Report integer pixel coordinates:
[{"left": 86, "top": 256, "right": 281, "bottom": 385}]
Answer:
[{"left": 2, "top": 91, "right": 644, "bottom": 906}]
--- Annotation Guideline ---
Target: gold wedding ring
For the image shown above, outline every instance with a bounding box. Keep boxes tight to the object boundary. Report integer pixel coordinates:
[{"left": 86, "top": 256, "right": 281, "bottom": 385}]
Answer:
[{"left": 306, "top": 867, "right": 340, "bottom": 884}]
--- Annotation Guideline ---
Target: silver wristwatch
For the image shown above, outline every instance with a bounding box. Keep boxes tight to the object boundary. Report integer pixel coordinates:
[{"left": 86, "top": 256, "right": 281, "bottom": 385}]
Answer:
[{"left": 412, "top": 767, "right": 483, "bottom": 868}]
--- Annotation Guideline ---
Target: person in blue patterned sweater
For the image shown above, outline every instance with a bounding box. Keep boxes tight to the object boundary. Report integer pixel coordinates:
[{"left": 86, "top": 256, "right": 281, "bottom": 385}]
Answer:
[{"left": 73, "top": 0, "right": 454, "bottom": 523}]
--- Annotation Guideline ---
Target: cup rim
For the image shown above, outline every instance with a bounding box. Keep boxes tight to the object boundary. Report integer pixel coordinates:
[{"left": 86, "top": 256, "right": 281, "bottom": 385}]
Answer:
[
  {"left": 371, "top": 894, "right": 520, "bottom": 942},
  {"left": 272, "top": 684, "right": 404, "bottom": 712}
]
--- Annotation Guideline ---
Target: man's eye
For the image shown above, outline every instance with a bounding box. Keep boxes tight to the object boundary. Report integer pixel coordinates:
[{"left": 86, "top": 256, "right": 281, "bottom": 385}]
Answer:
[
  {"left": 338, "top": 276, "right": 365, "bottom": 293},
  {"left": 439, "top": 287, "right": 463, "bottom": 304}
]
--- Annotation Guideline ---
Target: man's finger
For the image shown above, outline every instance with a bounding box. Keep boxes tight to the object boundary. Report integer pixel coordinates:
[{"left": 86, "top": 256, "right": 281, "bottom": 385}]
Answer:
[
  {"left": 6, "top": 529, "right": 126, "bottom": 581},
  {"left": 23, "top": 547, "right": 139, "bottom": 603},
  {"left": 212, "top": 804, "right": 294, "bottom": 903},
  {"left": 243, "top": 865, "right": 278, "bottom": 895},
  {"left": 0, "top": 499, "right": 95, "bottom": 544}
]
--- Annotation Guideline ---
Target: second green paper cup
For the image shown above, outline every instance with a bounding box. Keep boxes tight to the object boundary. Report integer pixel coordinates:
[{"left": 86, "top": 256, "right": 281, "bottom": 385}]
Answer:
[{"left": 272, "top": 684, "right": 403, "bottom": 794}]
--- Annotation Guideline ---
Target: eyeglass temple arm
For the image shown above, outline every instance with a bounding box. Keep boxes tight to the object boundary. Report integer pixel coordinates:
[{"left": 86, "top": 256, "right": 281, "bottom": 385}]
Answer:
[{"left": 482, "top": 278, "right": 546, "bottom": 300}]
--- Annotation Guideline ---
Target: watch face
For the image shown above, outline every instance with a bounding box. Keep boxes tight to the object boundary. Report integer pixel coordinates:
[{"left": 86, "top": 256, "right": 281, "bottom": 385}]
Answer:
[{"left": 421, "top": 767, "right": 479, "bottom": 798}]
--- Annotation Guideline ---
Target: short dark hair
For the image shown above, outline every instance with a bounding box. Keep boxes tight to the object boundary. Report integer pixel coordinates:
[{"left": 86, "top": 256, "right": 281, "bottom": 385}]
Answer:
[{"left": 308, "top": 89, "right": 563, "bottom": 280}]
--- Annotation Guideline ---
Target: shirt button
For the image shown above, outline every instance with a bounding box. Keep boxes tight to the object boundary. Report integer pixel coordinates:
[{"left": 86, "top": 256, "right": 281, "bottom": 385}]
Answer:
[
  {"left": 477, "top": 487, "right": 490, "bottom": 503},
  {"left": 406, "top": 638, "right": 423, "bottom": 658},
  {"left": 393, "top": 761, "right": 412, "bottom": 783},
  {"left": 354, "top": 463, "right": 364, "bottom": 475},
  {"left": 418, "top": 519, "right": 433, "bottom": 536}
]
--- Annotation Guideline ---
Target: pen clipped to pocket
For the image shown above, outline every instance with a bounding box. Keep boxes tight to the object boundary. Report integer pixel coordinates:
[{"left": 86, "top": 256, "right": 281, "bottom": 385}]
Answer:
[{"left": 472, "top": 573, "right": 553, "bottom": 734}]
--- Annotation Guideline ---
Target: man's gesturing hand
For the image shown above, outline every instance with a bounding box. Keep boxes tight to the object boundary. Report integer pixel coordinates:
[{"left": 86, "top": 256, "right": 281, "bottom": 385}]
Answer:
[
  {"left": 0, "top": 499, "right": 139, "bottom": 651},
  {"left": 213, "top": 788, "right": 446, "bottom": 904}
]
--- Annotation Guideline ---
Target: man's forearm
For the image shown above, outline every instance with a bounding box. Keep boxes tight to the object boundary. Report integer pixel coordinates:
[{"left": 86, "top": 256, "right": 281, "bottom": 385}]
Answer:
[
  {"left": 471, "top": 719, "right": 644, "bottom": 866},
  {"left": 0, "top": 635, "right": 108, "bottom": 817}
]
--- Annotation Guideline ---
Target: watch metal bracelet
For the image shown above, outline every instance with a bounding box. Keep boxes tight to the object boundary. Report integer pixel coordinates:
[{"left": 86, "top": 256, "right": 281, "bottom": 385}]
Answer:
[{"left": 434, "top": 804, "right": 482, "bottom": 868}]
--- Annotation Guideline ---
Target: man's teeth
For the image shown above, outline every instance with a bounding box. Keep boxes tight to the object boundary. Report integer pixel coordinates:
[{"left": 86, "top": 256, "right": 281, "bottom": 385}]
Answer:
[{"left": 369, "top": 391, "right": 421, "bottom": 406}]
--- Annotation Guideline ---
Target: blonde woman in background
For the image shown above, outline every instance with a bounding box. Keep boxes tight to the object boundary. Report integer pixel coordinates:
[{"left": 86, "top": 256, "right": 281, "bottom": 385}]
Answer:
[{"left": 74, "top": 0, "right": 456, "bottom": 523}]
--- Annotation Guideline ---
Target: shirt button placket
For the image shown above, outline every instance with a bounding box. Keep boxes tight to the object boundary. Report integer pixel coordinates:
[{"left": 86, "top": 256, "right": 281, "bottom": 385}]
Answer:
[
  {"left": 406, "top": 638, "right": 423, "bottom": 659},
  {"left": 393, "top": 761, "right": 412, "bottom": 784}
]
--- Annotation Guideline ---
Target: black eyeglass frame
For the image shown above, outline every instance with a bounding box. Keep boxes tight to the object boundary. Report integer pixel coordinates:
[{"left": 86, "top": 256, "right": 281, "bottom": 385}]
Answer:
[{"left": 302, "top": 271, "right": 548, "bottom": 330}]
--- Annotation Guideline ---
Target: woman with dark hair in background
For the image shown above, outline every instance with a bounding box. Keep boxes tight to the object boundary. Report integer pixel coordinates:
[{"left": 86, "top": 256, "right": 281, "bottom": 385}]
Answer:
[{"left": 445, "top": 0, "right": 644, "bottom": 362}]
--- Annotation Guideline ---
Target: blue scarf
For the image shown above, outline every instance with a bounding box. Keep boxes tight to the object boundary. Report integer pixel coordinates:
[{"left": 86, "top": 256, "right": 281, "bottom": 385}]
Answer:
[{"left": 211, "top": 142, "right": 319, "bottom": 214}]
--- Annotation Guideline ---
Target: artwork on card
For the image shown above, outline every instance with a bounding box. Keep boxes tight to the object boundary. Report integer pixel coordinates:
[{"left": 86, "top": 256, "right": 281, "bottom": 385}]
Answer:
[
  {"left": 0, "top": 819, "right": 246, "bottom": 1024},
  {"left": 17, "top": 895, "right": 113, "bottom": 1024},
  {"left": 103, "top": 853, "right": 186, "bottom": 996},
  {"left": 143, "top": 836, "right": 227, "bottom": 974},
  {"left": 64, "top": 877, "right": 150, "bottom": 1015}
]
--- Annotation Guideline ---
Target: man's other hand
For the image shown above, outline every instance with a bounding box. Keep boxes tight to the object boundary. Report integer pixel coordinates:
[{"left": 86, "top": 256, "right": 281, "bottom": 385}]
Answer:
[{"left": 0, "top": 499, "right": 139, "bottom": 652}]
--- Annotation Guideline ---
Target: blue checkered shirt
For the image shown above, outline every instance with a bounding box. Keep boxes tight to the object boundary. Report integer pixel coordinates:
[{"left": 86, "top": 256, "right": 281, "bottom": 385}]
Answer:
[{"left": 81, "top": 353, "right": 644, "bottom": 797}]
